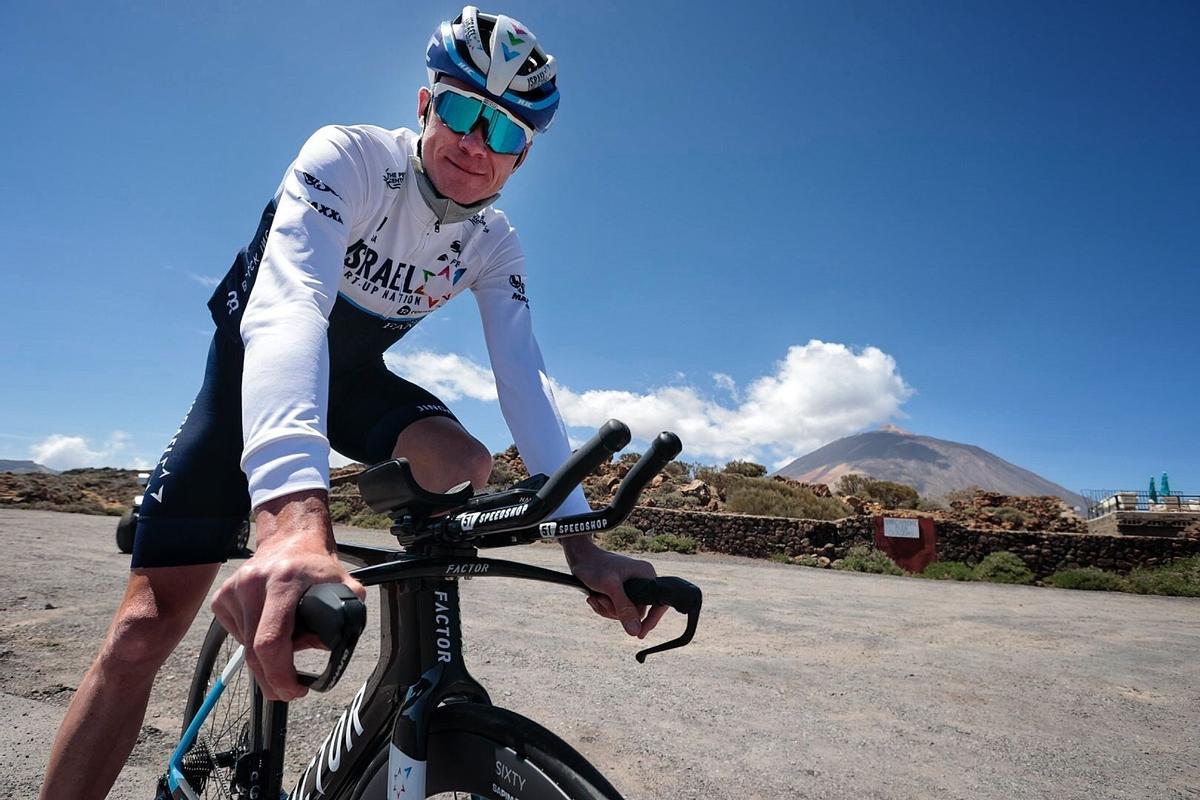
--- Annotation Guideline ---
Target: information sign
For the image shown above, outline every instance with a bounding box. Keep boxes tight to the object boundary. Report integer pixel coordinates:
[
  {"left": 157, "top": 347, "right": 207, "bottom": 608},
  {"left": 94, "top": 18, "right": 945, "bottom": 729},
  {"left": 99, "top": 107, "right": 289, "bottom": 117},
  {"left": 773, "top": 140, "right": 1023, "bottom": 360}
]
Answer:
[{"left": 883, "top": 517, "right": 920, "bottom": 539}]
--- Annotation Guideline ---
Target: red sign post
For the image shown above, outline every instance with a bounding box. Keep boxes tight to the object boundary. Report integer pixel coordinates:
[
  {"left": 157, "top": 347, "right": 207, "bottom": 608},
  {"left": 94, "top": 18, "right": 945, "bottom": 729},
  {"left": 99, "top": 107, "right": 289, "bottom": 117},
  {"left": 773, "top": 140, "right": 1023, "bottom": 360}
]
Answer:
[{"left": 872, "top": 516, "right": 937, "bottom": 573}]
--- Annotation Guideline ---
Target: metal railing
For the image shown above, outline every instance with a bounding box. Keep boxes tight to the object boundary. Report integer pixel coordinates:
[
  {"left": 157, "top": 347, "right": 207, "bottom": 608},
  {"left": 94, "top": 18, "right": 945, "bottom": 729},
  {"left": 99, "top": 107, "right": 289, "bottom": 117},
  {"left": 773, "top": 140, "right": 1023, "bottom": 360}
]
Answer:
[{"left": 1082, "top": 489, "right": 1200, "bottom": 519}]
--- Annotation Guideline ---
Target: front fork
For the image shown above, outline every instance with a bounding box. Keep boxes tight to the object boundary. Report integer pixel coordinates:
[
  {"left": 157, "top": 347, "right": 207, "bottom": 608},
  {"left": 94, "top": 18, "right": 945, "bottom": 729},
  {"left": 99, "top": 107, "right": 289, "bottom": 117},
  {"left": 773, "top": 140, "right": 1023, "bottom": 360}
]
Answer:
[
  {"left": 289, "top": 577, "right": 488, "bottom": 800},
  {"left": 387, "top": 580, "right": 489, "bottom": 798}
]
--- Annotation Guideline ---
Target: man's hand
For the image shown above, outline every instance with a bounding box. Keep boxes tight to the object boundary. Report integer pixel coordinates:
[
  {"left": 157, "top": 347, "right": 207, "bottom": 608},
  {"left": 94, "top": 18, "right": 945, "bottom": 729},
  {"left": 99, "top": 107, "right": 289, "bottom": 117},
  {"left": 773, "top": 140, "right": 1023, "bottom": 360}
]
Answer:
[
  {"left": 561, "top": 536, "right": 668, "bottom": 639},
  {"left": 210, "top": 489, "right": 365, "bottom": 702}
]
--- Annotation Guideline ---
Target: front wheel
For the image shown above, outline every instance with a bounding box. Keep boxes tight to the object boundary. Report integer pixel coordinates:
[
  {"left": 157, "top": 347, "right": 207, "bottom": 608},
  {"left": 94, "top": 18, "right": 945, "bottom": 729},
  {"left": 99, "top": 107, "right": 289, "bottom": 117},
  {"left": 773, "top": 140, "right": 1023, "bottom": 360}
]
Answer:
[
  {"left": 348, "top": 702, "right": 625, "bottom": 800},
  {"left": 178, "top": 619, "right": 271, "bottom": 799}
]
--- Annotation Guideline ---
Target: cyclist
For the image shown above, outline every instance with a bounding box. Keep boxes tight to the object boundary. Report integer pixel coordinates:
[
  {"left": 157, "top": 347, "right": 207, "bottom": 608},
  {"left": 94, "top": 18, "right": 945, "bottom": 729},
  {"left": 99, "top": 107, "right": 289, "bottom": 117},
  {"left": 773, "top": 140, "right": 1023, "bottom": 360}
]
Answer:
[{"left": 40, "top": 8, "right": 668, "bottom": 799}]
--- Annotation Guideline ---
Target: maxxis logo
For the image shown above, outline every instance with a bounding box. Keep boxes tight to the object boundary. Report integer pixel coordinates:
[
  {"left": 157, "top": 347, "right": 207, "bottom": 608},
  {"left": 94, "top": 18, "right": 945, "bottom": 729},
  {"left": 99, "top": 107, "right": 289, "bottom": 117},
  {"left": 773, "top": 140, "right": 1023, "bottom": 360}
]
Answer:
[{"left": 307, "top": 200, "right": 343, "bottom": 224}]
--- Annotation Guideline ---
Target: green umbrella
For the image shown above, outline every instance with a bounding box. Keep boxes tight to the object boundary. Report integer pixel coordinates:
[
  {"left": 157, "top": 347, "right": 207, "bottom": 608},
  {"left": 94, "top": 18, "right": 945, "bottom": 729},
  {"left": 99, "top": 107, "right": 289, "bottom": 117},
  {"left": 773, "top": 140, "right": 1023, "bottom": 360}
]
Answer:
[
  {"left": 1161, "top": 472, "right": 1171, "bottom": 496},
  {"left": 1149, "top": 476, "right": 1158, "bottom": 502}
]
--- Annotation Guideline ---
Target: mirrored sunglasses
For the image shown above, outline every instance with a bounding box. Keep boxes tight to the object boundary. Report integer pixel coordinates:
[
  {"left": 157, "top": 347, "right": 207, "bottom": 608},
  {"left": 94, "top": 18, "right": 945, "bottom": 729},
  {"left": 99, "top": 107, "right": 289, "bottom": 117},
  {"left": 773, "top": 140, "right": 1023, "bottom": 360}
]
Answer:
[{"left": 431, "top": 84, "right": 533, "bottom": 156}]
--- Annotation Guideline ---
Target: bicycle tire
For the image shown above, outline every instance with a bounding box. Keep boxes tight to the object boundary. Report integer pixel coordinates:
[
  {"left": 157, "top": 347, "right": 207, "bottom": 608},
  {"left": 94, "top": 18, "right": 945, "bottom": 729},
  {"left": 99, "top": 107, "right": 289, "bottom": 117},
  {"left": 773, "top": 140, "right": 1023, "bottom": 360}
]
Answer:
[
  {"left": 347, "top": 702, "right": 625, "bottom": 800},
  {"left": 115, "top": 509, "right": 137, "bottom": 554},
  {"left": 179, "top": 618, "right": 265, "bottom": 799}
]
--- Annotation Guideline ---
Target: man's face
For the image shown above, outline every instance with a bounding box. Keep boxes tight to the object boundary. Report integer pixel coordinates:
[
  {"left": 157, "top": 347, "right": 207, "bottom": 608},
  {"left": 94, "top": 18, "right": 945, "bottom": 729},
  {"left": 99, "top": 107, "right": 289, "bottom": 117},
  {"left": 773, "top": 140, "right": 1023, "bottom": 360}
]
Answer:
[{"left": 417, "top": 77, "right": 529, "bottom": 205}]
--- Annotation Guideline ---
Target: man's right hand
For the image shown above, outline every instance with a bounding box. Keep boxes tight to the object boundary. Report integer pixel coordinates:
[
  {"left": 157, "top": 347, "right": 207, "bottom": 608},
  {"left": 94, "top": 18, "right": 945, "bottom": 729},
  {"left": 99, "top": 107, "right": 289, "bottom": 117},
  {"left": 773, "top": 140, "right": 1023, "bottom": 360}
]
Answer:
[{"left": 210, "top": 489, "right": 365, "bottom": 702}]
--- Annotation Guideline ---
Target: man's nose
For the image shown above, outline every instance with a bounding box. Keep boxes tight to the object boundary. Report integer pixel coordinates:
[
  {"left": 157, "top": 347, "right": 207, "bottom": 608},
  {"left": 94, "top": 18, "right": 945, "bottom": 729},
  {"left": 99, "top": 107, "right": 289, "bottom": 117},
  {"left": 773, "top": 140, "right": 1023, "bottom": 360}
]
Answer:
[{"left": 458, "top": 122, "right": 489, "bottom": 157}]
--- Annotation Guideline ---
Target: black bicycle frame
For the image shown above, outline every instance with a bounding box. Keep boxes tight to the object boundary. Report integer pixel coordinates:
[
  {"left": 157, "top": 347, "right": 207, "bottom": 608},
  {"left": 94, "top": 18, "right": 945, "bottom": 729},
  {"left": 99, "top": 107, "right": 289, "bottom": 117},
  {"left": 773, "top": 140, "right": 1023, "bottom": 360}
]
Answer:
[{"left": 265, "top": 540, "right": 588, "bottom": 800}]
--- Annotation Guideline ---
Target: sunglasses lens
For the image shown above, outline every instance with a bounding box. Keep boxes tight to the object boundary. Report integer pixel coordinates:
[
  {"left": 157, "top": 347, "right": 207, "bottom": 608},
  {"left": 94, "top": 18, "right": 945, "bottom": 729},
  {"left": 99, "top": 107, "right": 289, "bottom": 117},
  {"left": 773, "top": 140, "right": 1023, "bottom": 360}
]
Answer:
[
  {"left": 479, "top": 106, "right": 528, "bottom": 155},
  {"left": 433, "top": 91, "right": 482, "bottom": 135},
  {"left": 434, "top": 90, "right": 529, "bottom": 155}
]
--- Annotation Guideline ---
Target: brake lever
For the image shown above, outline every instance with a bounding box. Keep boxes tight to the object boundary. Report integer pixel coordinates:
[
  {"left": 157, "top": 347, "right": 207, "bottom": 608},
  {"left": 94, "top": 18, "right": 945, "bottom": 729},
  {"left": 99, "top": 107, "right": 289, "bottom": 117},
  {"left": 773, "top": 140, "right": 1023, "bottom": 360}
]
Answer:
[{"left": 622, "top": 576, "right": 703, "bottom": 662}]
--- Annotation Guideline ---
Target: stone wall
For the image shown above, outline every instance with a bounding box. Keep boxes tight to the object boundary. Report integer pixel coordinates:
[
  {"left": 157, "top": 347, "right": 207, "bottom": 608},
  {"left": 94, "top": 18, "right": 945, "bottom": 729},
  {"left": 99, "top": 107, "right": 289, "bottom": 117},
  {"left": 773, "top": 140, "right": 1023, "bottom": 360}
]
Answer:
[{"left": 626, "top": 507, "right": 1200, "bottom": 580}]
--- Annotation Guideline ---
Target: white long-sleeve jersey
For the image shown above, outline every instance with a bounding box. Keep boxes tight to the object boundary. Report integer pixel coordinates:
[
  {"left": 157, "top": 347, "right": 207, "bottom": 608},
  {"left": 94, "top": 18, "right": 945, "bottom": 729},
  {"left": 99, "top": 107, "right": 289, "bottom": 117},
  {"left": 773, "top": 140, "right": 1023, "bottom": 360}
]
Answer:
[{"left": 206, "top": 124, "right": 588, "bottom": 516}]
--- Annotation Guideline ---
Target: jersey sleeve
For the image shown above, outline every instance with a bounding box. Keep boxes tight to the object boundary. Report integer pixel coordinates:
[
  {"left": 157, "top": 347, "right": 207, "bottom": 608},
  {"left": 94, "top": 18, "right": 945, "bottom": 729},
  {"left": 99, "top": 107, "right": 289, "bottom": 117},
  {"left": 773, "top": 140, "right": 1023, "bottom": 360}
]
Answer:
[
  {"left": 238, "top": 126, "right": 374, "bottom": 509},
  {"left": 471, "top": 227, "right": 591, "bottom": 518}
]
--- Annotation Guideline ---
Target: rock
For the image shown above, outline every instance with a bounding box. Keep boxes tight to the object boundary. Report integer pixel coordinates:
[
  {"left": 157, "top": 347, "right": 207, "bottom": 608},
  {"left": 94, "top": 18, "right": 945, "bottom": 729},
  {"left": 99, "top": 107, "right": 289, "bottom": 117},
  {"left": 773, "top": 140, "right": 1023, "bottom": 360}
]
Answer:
[{"left": 679, "top": 480, "right": 713, "bottom": 506}]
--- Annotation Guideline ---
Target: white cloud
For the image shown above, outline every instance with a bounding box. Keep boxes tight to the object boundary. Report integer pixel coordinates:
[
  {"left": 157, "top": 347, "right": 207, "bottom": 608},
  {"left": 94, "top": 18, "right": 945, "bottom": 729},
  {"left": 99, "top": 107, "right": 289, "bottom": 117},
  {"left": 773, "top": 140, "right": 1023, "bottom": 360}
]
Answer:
[
  {"left": 30, "top": 431, "right": 147, "bottom": 470},
  {"left": 163, "top": 263, "right": 222, "bottom": 288},
  {"left": 712, "top": 372, "right": 739, "bottom": 402},
  {"left": 387, "top": 341, "right": 913, "bottom": 466},
  {"left": 383, "top": 351, "right": 498, "bottom": 402},
  {"left": 185, "top": 271, "right": 221, "bottom": 288}
]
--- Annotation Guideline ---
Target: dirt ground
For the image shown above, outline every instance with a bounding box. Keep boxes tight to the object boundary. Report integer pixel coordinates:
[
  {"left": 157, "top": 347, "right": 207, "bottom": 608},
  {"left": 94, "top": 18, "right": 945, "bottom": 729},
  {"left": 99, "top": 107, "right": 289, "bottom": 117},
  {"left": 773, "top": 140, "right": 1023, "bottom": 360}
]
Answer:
[{"left": 2, "top": 508, "right": 1197, "bottom": 799}]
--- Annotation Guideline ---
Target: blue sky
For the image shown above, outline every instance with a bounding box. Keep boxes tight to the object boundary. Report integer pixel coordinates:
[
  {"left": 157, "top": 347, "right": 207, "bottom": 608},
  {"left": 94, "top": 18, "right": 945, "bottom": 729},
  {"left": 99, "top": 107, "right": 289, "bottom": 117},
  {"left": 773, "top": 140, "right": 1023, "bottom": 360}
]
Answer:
[{"left": 2, "top": 0, "right": 1196, "bottom": 496}]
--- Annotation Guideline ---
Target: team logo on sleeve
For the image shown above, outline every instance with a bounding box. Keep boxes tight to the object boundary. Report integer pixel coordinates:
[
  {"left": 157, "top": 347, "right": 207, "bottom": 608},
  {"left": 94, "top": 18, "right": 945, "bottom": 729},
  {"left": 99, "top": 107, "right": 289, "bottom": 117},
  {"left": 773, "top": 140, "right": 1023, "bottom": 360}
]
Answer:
[
  {"left": 509, "top": 274, "right": 528, "bottom": 306},
  {"left": 301, "top": 171, "right": 343, "bottom": 198}
]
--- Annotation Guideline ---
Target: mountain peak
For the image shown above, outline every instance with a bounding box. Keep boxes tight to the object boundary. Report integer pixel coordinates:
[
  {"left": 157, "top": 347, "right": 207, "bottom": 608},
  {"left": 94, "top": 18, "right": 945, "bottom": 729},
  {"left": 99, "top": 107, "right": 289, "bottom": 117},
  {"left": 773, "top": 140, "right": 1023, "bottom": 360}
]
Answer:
[
  {"left": 876, "top": 424, "right": 912, "bottom": 435},
  {"left": 774, "top": 429, "right": 1082, "bottom": 506}
]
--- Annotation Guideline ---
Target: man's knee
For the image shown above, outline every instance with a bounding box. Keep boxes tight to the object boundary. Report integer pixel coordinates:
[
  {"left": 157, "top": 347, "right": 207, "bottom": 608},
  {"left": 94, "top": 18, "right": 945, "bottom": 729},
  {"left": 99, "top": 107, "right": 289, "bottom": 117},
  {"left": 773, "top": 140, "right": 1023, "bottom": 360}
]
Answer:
[
  {"left": 99, "top": 565, "right": 217, "bottom": 676},
  {"left": 459, "top": 437, "right": 494, "bottom": 489},
  {"left": 393, "top": 417, "right": 494, "bottom": 492}
]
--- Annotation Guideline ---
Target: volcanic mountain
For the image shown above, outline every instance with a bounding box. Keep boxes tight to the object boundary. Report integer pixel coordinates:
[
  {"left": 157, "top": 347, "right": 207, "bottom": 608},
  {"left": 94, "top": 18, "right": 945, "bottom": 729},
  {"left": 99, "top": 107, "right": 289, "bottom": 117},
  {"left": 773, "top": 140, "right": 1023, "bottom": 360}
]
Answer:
[
  {"left": 0, "top": 460, "right": 57, "bottom": 475},
  {"left": 774, "top": 426, "right": 1083, "bottom": 507}
]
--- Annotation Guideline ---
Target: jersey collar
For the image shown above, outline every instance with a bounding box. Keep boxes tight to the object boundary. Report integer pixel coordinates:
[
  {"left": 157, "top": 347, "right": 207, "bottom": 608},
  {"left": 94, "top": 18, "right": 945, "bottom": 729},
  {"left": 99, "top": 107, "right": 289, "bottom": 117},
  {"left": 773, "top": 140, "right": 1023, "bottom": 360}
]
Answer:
[{"left": 409, "top": 155, "right": 498, "bottom": 226}]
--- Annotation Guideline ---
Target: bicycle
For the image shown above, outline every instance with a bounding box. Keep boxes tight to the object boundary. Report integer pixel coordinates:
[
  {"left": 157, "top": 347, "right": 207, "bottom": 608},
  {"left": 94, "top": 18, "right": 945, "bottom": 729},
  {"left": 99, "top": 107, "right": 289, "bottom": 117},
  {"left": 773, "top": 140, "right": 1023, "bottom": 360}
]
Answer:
[{"left": 157, "top": 419, "right": 703, "bottom": 800}]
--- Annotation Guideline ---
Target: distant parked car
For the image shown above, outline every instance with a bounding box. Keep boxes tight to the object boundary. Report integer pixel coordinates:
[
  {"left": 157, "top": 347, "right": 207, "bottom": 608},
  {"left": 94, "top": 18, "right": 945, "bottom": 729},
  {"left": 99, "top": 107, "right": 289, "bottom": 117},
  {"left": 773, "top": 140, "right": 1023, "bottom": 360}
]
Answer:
[{"left": 116, "top": 472, "right": 250, "bottom": 556}]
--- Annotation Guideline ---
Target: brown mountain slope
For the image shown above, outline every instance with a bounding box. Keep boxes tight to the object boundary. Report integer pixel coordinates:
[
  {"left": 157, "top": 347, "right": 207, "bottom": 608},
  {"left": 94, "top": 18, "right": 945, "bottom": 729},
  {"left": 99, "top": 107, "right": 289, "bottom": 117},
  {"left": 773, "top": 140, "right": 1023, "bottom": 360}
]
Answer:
[{"left": 774, "top": 428, "right": 1084, "bottom": 507}]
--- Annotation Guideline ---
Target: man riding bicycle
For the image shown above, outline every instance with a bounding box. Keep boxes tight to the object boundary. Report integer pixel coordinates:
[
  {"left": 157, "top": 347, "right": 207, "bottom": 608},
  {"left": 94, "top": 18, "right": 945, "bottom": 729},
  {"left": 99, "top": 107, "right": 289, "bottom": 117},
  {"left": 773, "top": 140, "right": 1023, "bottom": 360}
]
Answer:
[{"left": 40, "top": 9, "right": 666, "bottom": 798}]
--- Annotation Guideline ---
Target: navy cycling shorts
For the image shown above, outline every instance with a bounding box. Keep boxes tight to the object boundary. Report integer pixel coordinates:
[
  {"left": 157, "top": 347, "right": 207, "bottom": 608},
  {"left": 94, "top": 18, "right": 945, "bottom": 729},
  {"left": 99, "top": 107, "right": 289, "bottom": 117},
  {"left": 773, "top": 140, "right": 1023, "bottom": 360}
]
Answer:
[{"left": 131, "top": 331, "right": 456, "bottom": 568}]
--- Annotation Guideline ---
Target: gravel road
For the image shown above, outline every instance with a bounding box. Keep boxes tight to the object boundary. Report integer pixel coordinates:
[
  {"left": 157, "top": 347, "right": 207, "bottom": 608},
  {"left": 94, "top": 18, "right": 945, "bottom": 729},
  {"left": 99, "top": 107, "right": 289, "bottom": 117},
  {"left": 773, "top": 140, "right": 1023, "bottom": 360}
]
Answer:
[{"left": 1, "top": 508, "right": 1197, "bottom": 799}]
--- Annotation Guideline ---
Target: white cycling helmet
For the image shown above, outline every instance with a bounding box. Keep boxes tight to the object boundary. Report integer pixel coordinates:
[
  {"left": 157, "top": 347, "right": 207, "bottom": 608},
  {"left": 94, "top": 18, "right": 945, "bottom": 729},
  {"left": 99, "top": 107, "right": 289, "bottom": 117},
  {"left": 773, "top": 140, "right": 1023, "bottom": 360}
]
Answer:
[{"left": 425, "top": 6, "right": 560, "bottom": 132}]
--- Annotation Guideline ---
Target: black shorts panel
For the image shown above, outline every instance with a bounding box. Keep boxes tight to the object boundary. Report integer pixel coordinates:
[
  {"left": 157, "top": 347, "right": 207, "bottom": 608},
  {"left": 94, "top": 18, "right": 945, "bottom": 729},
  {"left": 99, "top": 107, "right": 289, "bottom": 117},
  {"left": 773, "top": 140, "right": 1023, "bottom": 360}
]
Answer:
[
  {"left": 132, "top": 334, "right": 250, "bottom": 568},
  {"left": 131, "top": 334, "right": 456, "bottom": 568},
  {"left": 328, "top": 359, "right": 458, "bottom": 465}
]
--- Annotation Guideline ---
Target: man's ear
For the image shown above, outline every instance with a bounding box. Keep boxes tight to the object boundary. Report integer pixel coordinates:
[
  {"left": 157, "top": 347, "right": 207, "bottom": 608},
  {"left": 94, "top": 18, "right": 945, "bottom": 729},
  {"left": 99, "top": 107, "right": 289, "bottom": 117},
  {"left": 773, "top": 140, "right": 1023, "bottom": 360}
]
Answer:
[{"left": 417, "top": 87, "right": 432, "bottom": 128}]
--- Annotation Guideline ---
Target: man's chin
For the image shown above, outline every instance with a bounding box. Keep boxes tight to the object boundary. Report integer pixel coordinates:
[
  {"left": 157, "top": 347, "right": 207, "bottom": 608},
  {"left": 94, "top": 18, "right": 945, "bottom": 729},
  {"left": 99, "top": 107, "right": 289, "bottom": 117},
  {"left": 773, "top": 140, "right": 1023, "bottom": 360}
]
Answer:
[{"left": 429, "top": 171, "right": 489, "bottom": 206}]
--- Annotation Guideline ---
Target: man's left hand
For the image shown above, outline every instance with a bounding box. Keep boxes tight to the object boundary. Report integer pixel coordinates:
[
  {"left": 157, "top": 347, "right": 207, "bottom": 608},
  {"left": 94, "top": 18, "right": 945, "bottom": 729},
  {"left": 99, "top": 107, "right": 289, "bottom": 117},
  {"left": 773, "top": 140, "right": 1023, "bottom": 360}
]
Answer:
[{"left": 562, "top": 539, "right": 669, "bottom": 638}]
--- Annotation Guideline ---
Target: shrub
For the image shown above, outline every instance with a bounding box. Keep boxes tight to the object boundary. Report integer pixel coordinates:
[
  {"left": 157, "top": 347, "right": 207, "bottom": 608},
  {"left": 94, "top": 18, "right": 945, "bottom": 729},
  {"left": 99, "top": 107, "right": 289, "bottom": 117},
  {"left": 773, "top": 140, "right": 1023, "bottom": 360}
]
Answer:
[
  {"left": 653, "top": 491, "right": 701, "bottom": 510},
  {"left": 973, "top": 551, "right": 1034, "bottom": 585},
  {"left": 644, "top": 533, "right": 698, "bottom": 554},
  {"left": 991, "top": 506, "right": 1029, "bottom": 528},
  {"left": 348, "top": 510, "right": 392, "bottom": 529},
  {"left": 1127, "top": 556, "right": 1200, "bottom": 597},
  {"left": 768, "top": 552, "right": 792, "bottom": 564},
  {"left": 663, "top": 460, "right": 691, "bottom": 480},
  {"left": 723, "top": 460, "right": 767, "bottom": 478},
  {"left": 834, "top": 546, "right": 904, "bottom": 575},
  {"left": 1046, "top": 568, "right": 1129, "bottom": 592},
  {"left": 727, "top": 484, "right": 850, "bottom": 520},
  {"left": 835, "top": 474, "right": 922, "bottom": 509},
  {"left": 918, "top": 561, "right": 975, "bottom": 581},
  {"left": 602, "top": 525, "right": 645, "bottom": 552},
  {"left": 327, "top": 500, "right": 353, "bottom": 524}
]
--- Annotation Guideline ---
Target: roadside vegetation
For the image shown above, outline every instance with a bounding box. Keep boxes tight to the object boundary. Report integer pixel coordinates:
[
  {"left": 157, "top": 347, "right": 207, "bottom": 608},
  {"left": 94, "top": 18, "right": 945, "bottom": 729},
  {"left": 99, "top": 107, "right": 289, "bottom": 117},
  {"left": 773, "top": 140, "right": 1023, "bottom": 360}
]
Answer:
[
  {"left": 775, "top": 545, "right": 1200, "bottom": 597},
  {"left": 600, "top": 525, "right": 698, "bottom": 555}
]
